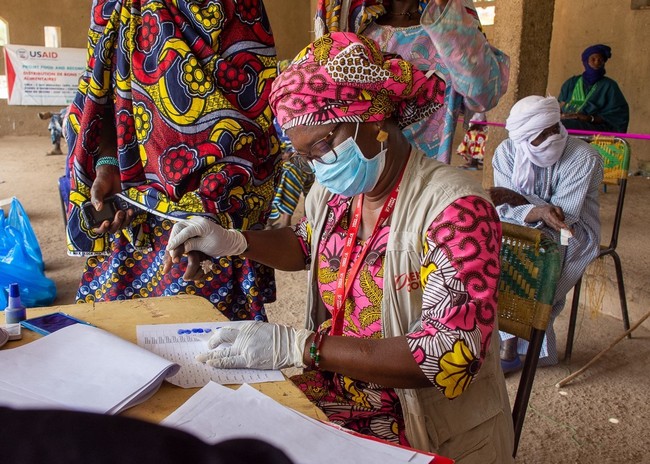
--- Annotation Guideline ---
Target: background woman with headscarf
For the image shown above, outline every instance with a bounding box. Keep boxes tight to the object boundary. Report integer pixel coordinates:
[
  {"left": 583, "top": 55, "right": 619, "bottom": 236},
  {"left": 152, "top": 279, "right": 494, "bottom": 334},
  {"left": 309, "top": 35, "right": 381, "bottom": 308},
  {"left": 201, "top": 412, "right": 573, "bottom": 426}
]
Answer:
[
  {"left": 314, "top": 0, "right": 509, "bottom": 163},
  {"left": 559, "top": 44, "right": 629, "bottom": 133},
  {"left": 164, "top": 32, "right": 514, "bottom": 463},
  {"left": 65, "top": 0, "right": 279, "bottom": 321}
]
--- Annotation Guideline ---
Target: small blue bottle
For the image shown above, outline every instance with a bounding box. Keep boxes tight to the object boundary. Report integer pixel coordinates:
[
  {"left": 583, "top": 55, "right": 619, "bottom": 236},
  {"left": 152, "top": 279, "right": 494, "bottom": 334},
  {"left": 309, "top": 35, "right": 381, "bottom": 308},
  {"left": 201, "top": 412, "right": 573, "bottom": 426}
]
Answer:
[{"left": 4, "top": 283, "right": 26, "bottom": 340}]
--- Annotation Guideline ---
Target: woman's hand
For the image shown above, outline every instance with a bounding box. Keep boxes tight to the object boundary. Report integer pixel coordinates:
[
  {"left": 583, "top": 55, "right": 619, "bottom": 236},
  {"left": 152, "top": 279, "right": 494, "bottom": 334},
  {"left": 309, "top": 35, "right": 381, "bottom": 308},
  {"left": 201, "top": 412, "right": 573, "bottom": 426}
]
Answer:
[
  {"left": 89, "top": 165, "right": 135, "bottom": 234},
  {"left": 162, "top": 249, "right": 214, "bottom": 282},
  {"left": 184, "top": 250, "right": 214, "bottom": 282}
]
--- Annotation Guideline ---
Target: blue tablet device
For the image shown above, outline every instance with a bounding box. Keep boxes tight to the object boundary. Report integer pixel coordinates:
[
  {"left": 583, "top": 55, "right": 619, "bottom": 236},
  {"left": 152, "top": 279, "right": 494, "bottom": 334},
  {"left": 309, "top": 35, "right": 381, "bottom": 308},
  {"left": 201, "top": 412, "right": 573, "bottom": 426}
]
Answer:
[{"left": 20, "top": 312, "right": 94, "bottom": 336}]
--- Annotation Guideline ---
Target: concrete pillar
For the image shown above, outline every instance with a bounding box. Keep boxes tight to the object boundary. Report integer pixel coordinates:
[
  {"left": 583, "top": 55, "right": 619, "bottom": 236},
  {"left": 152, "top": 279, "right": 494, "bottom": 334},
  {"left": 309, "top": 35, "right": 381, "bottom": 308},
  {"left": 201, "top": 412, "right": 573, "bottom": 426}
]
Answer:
[
  {"left": 264, "top": 0, "right": 312, "bottom": 60},
  {"left": 482, "top": 0, "right": 556, "bottom": 189}
]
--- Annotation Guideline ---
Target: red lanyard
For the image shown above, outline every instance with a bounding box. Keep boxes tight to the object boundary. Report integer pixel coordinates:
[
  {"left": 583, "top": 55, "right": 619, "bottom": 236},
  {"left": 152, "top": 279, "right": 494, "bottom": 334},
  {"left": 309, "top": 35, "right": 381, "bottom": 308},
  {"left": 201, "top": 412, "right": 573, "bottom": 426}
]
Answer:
[{"left": 330, "top": 158, "right": 409, "bottom": 336}]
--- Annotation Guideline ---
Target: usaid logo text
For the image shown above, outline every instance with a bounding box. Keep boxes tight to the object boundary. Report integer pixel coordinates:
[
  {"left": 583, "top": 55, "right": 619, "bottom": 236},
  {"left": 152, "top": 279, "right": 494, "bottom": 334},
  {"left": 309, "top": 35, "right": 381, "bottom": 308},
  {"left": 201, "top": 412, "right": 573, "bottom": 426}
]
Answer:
[{"left": 17, "top": 49, "right": 59, "bottom": 60}]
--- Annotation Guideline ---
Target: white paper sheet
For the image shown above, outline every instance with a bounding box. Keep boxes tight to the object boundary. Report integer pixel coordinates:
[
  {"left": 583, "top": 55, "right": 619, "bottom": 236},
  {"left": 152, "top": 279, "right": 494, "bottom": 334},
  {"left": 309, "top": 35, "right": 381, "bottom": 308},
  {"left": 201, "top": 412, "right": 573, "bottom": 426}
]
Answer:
[
  {"left": 163, "top": 382, "right": 435, "bottom": 464},
  {"left": 136, "top": 322, "right": 284, "bottom": 387},
  {"left": 0, "top": 324, "right": 179, "bottom": 414}
]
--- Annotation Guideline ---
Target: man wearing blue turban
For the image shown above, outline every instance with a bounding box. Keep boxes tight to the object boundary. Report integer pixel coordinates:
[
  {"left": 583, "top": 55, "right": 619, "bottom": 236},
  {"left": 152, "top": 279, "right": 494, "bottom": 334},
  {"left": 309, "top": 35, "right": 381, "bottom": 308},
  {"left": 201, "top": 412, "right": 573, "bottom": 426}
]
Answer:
[{"left": 559, "top": 44, "right": 629, "bottom": 133}]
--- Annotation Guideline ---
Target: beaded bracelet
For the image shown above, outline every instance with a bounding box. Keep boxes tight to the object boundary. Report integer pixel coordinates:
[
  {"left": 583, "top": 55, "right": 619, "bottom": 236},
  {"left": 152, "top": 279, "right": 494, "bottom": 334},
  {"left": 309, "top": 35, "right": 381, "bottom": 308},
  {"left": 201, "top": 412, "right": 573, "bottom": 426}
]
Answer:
[
  {"left": 309, "top": 331, "right": 325, "bottom": 370},
  {"left": 95, "top": 156, "right": 119, "bottom": 168}
]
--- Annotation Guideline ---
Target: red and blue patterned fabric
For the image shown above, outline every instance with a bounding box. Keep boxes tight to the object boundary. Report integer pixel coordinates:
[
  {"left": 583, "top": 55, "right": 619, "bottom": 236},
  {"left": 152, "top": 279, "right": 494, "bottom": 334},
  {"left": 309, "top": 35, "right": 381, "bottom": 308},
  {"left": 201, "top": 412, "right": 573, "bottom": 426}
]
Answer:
[{"left": 65, "top": 0, "right": 279, "bottom": 320}]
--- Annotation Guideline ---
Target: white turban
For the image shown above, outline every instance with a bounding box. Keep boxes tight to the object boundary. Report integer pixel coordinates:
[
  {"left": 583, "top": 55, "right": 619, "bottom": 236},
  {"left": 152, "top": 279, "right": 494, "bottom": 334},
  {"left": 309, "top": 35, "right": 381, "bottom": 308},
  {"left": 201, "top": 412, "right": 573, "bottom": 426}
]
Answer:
[{"left": 505, "top": 96, "right": 567, "bottom": 194}]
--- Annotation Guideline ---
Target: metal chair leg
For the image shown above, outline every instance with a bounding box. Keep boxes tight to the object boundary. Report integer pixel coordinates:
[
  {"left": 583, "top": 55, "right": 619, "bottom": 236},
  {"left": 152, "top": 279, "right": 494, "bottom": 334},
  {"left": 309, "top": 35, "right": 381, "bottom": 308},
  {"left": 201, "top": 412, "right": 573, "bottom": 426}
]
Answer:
[
  {"left": 59, "top": 194, "right": 68, "bottom": 227},
  {"left": 564, "top": 277, "right": 582, "bottom": 362},
  {"left": 512, "top": 330, "right": 544, "bottom": 457},
  {"left": 610, "top": 251, "right": 631, "bottom": 338}
]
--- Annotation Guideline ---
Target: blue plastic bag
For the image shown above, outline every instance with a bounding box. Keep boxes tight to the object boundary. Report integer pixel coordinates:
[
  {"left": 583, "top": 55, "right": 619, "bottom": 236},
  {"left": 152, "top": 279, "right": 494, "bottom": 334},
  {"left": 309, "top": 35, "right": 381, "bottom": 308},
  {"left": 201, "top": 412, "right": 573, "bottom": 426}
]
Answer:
[
  {"left": 7, "top": 197, "right": 44, "bottom": 271},
  {"left": 0, "top": 198, "right": 56, "bottom": 308}
]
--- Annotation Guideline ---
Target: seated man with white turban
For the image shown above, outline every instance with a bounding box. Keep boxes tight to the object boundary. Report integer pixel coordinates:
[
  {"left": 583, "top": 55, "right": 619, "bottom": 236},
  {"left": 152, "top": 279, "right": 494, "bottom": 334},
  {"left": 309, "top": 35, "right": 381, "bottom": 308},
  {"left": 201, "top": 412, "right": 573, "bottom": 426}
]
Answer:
[{"left": 489, "top": 95, "right": 604, "bottom": 370}]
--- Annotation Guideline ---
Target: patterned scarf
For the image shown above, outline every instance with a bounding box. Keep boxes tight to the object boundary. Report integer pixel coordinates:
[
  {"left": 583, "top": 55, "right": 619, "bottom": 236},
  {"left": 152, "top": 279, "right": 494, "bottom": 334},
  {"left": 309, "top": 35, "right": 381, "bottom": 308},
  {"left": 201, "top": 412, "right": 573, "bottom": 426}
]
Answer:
[
  {"left": 269, "top": 32, "right": 446, "bottom": 130},
  {"left": 65, "top": 0, "right": 279, "bottom": 255}
]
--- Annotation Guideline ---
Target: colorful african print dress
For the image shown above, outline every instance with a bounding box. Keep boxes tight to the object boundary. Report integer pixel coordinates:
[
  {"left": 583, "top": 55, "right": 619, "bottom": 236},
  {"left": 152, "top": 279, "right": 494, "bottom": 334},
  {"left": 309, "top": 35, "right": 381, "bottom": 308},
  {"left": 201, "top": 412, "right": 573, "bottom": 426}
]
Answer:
[
  {"left": 456, "top": 126, "right": 487, "bottom": 164},
  {"left": 315, "top": 0, "right": 509, "bottom": 162},
  {"left": 290, "top": 195, "right": 499, "bottom": 445},
  {"left": 65, "top": 0, "right": 279, "bottom": 320}
]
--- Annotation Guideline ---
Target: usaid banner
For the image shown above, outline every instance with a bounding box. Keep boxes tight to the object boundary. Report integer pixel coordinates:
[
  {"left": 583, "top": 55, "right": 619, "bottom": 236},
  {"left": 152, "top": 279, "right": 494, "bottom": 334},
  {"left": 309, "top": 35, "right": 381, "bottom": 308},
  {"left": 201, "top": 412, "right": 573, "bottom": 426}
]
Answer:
[{"left": 3, "top": 44, "right": 86, "bottom": 106}]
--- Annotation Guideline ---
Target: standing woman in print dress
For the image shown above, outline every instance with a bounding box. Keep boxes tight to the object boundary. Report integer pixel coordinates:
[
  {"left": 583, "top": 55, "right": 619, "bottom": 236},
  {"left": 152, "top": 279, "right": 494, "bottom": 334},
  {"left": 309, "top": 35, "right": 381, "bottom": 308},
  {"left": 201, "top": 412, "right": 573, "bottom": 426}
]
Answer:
[
  {"left": 314, "top": 0, "right": 509, "bottom": 163},
  {"left": 64, "top": 0, "right": 280, "bottom": 321}
]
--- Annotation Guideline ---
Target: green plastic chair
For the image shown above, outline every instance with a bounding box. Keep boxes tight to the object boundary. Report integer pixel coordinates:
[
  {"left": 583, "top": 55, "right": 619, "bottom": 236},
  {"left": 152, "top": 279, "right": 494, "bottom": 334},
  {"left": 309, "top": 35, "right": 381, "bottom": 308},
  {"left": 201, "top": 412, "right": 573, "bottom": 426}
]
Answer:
[
  {"left": 498, "top": 222, "right": 561, "bottom": 457},
  {"left": 564, "top": 136, "right": 631, "bottom": 362}
]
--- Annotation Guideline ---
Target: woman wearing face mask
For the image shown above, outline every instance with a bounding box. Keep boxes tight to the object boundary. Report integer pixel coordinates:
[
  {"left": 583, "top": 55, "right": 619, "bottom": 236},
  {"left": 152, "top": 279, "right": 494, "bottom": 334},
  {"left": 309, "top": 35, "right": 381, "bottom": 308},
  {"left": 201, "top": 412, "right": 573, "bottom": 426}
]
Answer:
[
  {"left": 164, "top": 33, "right": 514, "bottom": 463},
  {"left": 559, "top": 44, "right": 629, "bottom": 133}
]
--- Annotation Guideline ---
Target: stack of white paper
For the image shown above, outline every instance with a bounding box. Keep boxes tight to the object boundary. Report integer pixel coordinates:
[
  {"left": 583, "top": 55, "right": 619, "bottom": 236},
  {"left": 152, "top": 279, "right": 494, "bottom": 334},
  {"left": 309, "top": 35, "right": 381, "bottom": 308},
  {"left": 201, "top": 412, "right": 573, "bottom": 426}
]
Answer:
[
  {"left": 163, "top": 382, "right": 435, "bottom": 464},
  {"left": 0, "top": 324, "right": 179, "bottom": 414}
]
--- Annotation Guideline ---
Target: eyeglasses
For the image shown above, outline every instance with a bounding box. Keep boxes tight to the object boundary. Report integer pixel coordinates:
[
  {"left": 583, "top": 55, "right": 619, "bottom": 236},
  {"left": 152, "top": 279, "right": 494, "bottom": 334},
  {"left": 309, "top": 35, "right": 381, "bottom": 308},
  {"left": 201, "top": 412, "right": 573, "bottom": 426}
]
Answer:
[{"left": 289, "top": 123, "right": 343, "bottom": 173}]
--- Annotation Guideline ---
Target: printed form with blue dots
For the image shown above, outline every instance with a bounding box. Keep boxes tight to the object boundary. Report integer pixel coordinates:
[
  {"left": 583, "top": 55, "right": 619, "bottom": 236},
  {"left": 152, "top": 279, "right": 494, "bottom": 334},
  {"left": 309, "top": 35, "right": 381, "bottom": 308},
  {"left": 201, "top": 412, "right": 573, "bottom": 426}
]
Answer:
[{"left": 136, "top": 322, "right": 284, "bottom": 388}]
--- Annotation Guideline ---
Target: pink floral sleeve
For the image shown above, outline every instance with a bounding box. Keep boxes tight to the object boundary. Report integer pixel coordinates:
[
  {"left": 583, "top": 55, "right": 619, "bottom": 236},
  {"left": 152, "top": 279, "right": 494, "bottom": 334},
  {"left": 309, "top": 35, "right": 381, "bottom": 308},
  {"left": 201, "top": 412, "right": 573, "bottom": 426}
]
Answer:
[{"left": 406, "top": 196, "right": 501, "bottom": 399}]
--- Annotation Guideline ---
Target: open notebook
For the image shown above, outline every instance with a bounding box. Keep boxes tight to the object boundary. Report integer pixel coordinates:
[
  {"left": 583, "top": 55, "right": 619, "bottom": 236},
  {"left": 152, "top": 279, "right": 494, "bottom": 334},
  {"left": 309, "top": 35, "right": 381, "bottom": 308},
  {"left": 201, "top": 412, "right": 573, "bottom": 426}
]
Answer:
[{"left": 0, "top": 324, "right": 179, "bottom": 414}]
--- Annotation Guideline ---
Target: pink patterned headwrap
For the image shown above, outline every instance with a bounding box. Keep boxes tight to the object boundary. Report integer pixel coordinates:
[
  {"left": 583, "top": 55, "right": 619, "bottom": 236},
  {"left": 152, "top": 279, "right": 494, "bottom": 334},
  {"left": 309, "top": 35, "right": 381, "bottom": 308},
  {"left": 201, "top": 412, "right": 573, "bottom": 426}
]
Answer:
[{"left": 269, "top": 32, "right": 446, "bottom": 130}]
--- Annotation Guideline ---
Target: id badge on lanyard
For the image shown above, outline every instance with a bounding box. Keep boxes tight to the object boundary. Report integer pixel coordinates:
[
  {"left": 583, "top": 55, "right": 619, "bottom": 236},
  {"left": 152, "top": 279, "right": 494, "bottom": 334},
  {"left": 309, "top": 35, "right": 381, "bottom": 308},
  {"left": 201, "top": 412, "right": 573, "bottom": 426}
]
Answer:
[{"left": 330, "top": 155, "right": 409, "bottom": 336}]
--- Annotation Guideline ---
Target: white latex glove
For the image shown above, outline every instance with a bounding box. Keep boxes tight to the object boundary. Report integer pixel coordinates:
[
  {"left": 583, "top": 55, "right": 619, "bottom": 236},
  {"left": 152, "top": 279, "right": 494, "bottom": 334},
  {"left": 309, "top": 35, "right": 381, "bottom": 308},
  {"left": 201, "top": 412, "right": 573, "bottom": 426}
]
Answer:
[
  {"left": 196, "top": 322, "right": 313, "bottom": 370},
  {"left": 167, "top": 216, "right": 247, "bottom": 257}
]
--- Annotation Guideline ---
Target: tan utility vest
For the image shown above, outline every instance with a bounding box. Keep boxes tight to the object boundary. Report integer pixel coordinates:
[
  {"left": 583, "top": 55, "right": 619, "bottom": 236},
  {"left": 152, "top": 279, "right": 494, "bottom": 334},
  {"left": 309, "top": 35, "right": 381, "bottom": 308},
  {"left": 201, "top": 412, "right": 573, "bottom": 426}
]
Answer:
[{"left": 304, "top": 150, "right": 514, "bottom": 463}]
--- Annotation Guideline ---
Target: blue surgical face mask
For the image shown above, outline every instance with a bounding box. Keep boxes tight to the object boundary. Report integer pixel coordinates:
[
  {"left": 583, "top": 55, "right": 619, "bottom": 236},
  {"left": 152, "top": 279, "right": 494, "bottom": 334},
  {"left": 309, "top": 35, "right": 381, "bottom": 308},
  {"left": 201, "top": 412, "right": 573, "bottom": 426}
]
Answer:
[{"left": 312, "top": 123, "right": 387, "bottom": 197}]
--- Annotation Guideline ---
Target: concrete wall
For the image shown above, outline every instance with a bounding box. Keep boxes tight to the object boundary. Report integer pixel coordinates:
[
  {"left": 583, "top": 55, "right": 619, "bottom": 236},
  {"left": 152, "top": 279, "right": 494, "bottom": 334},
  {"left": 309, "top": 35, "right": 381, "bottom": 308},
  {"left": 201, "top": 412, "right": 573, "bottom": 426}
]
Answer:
[
  {"left": 265, "top": 0, "right": 312, "bottom": 60},
  {"left": 0, "top": 0, "right": 311, "bottom": 137},
  {"left": 547, "top": 0, "right": 650, "bottom": 168},
  {"left": 3, "top": 0, "right": 648, "bottom": 148}
]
